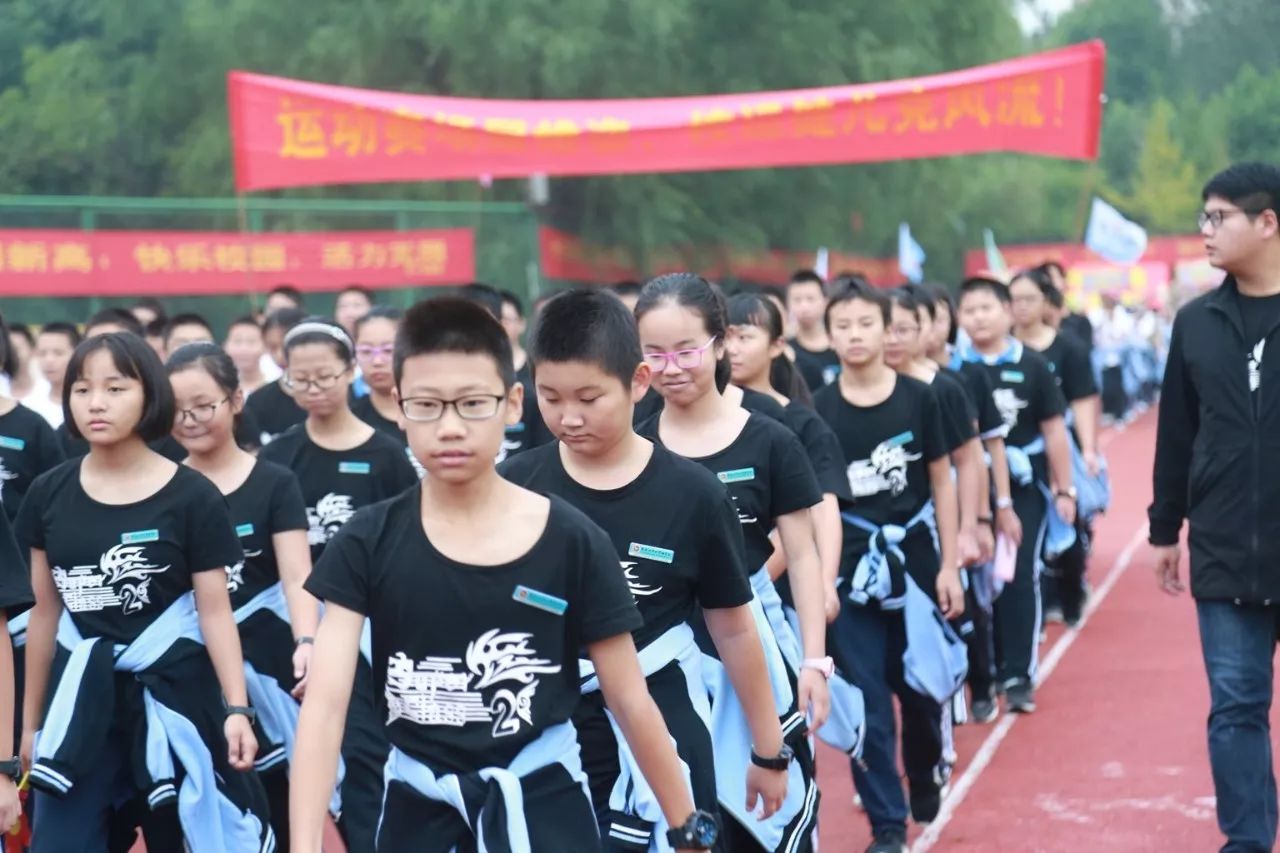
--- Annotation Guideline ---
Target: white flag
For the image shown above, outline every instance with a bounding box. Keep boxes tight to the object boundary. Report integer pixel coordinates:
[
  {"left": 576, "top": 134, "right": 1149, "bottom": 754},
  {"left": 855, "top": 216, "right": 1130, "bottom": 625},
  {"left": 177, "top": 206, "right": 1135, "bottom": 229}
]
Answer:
[{"left": 1085, "top": 197, "right": 1148, "bottom": 264}]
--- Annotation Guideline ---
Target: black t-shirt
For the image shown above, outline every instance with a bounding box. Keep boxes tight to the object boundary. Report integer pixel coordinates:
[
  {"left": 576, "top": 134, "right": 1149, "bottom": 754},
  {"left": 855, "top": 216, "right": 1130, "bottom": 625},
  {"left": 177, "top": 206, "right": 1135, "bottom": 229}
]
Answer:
[
  {"left": 55, "top": 423, "right": 186, "bottom": 463},
  {"left": 928, "top": 370, "right": 978, "bottom": 453},
  {"left": 782, "top": 400, "right": 853, "bottom": 503},
  {"left": 637, "top": 413, "right": 822, "bottom": 572},
  {"left": 0, "top": 509, "right": 32, "bottom": 617},
  {"left": 305, "top": 491, "right": 641, "bottom": 774},
  {"left": 968, "top": 345, "right": 1066, "bottom": 450},
  {"left": 789, "top": 340, "right": 841, "bottom": 392},
  {"left": 0, "top": 404, "right": 64, "bottom": 522},
  {"left": 499, "top": 442, "right": 752, "bottom": 649},
  {"left": 813, "top": 375, "right": 947, "bottom": 536},
  {"left": 15, "top": 462, "right": 242, "bottom": 644},
  {"left": 1235, "top": 291, "right": 1280, "bottom": 402},
  {"left": 739, "top": 387, "right": 786, "bottom": 421},
  {"left": 632, "top": 388, "right": 665, "bottom": 427},
  {"left": 1060, "top": 313, "right": 1095, "bottom": 351},
  {"left": 497, "top": 363, "right": 554, "bottom": 463},
  {"left": 222, "top": 460, "right": 309, "bottom": 608},
  {"left": 244, "top": 381, "right": 306, "bottom": 447},
  {"left": 258, "top": 424, "right": 419, "bottom": 562},
  {"left": 1035, "top": 334, "right": 1098, "bottom": 404},
  {"left": 351, "top": 394, "right": 402, "bottom": 443},
  {"left": 953, "top": 362, "right": 1005, "bottom": 439}
]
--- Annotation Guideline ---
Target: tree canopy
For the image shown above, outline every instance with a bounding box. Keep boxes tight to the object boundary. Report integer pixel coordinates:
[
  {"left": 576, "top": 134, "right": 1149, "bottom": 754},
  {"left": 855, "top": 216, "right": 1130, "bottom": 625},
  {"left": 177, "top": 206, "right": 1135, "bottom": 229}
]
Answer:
[{"left": 0, "top": 0, "right": 1274, "bottom": 280}]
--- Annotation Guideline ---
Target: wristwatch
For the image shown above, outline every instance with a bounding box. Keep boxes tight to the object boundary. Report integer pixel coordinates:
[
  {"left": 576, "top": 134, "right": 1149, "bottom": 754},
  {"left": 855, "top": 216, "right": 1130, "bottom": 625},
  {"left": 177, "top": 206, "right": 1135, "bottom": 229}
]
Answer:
[
  {"left": 1055, "top": 487, "right": 1078, "bottom": 501},
  {"left": 665, "top": 809, "right": 719, "bottom": 850},
  {"left": 995, "top": 496, "right": 1013, "bottom": 510},
  {"left": 225, "top": 704, "right": 257, "bottom": 723},
  {"left": 750, "top": 743, "right": 795, "bottom": 771},
  {"left": 0, "top": 757, "right": 20, "bottom": 783},
  {"left": 801, "top": 656, "right": 835, "bottom": 679}
]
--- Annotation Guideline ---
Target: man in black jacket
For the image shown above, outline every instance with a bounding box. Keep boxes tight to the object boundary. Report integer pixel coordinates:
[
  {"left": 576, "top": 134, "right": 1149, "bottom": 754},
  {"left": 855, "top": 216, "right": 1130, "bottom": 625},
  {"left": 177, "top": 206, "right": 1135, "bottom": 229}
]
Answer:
[{"left": 1150, "top": 162, "right": 1280, "bottom": 853}]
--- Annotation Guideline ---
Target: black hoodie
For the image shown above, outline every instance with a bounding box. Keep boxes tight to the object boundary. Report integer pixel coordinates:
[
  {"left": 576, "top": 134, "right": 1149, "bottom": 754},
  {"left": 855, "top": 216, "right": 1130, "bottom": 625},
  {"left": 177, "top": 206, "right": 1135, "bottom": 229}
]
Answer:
[{"left": 1150, "top": 276, "right": 1280, "bottom": 602}]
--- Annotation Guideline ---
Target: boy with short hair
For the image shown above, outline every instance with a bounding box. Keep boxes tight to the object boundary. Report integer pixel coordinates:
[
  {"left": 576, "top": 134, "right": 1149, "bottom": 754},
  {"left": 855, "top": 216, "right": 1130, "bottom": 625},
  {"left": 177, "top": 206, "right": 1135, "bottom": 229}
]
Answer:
[
  {"left": 955, "top": 277, "right": 1075, "bottom": 714},
  {"left": 500, "top": 288, "right": 791, "bottom": 848},
  {"left": 786, "top": 270, "right": 840, "bottom": 391},
  {"left": 814, "top": 278, "right": 966, "bottom": 852},
  {"left": 291, "top": 297, "right": 717, "bottom": 852}
]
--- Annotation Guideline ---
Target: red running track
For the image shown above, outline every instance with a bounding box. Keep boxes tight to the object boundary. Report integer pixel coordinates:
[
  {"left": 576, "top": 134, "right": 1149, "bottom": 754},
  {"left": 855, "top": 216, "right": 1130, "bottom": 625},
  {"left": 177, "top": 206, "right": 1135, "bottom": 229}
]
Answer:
[{"left": 817, "top": 411, "right": 1259, "bottom": 852}]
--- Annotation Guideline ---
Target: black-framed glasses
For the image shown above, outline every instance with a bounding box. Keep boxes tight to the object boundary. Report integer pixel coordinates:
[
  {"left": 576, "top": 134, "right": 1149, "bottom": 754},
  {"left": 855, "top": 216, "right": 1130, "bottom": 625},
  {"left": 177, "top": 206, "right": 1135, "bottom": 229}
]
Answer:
[
  {"left": 1198, "top": 208, "right": 1259, "bottom": 230},
  {"left": 175, "top": 397, "right": 230, "bottom": 424},
  {"left": 642, "top": 337, "right": 717, "bottom": 372},
  {"left": 283, "top": 366, "right": 351, "bottom": 392},
  {"left": 399, "top": 394, "right": 506, "bottom": 423}
]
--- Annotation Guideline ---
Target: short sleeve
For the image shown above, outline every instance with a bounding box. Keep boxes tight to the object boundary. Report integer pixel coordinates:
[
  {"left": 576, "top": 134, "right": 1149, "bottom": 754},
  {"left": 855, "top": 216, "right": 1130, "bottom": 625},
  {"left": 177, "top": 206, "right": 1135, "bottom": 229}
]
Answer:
[
  {"left": 269, "top": 470, "right": 309, "bottom": 534},
  {"left": 385, "top": 445, "right": 420, "bottom": 494},
  {"left": 695, "top": 490, "right": 753, "bottom": 609},
  {"left": 937, "top": 382, "right": 977, "bottom": 452},
  {"left": 768, "top": 428, "right": 823, "bottom": 518},
  {"left": 919, "top": 387, "right": 949, "bottom": 464},
  {"left": 1060, "top": 341, "right": 1099, "bottom": 402},
  {"left": 14, "top": 470, "right": 48, "bottom": 551},
  {"left": 185, "top": 477, "right": 244, "bottom": 574},
  {"left": 305, "top": 510, "right": 374, "bottom": 615},
  {"left": 0, "top": 510, "right": 33, "bottom": 617},
  {"left": 575, "top": 517, "right": 643, "bottom": 645},
  {"left": 965, "top": 368, "right": 1005, "bottom": 438},
  {"left": 795, "top": 413, "right": 853, "bottom": 501},
  {"left": 1032, "top": 359, "right": 1068, "bottom": 423}
]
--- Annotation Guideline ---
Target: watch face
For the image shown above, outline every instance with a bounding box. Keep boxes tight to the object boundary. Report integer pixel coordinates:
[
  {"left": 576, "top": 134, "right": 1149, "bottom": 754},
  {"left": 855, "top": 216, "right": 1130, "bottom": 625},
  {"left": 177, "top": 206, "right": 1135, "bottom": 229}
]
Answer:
[{"left": 692, "top": 812, "right": 719, "bottom": 845}]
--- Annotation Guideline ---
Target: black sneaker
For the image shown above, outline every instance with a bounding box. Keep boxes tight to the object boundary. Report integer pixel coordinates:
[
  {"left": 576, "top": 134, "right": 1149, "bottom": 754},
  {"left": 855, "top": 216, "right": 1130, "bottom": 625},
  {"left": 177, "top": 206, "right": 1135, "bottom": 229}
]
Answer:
[
  {"left": 866, "top": 831, "right": 908, "bottom": 853},
  {"left": 909, "top": 778, "right": 943, "bottom": 824},
  {"left": 971, "top": 692, "right": 999, "bottom": 724},
  {"left": 1007, "top": 680, "right": 1037, "bottom": 713}
]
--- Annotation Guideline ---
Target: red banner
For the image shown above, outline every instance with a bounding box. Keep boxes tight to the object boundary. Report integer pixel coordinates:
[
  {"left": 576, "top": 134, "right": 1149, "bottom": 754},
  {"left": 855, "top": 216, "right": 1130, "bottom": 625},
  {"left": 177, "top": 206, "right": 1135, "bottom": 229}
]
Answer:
[
  {"left": 0, "top": 229, "right": 474, "bottom": 297},
  {"left": 539, "top": 226, "right": 900, "bottom": 286},
  {"left": 229, "top": 42, "right": 1106, "bottom": 191},
  {"left": 963, "top": 233, "right": 1209, "bottom": 277}
]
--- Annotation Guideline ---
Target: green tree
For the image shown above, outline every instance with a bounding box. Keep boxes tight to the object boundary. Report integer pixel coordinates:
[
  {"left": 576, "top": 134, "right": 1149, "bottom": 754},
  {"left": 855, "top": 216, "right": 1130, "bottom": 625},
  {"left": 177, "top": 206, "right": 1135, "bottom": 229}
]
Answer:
[
  {"left": 1219, "top": 65, "right": 1280, "bottom": 165},
  {"left": 1049, "top": 0, "right": 1174, "bottom": 104},
  {"left": 1114, "top": 99, "right": 1200, "bottom": 233}
]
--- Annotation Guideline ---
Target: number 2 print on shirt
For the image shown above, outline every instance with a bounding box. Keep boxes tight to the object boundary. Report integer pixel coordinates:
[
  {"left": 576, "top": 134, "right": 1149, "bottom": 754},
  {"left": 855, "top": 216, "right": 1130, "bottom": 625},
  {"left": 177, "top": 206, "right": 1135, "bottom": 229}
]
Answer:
[
  {"left": 53, "top": 543, "right": 170, "bottom": 615},
  {"left": 847, "top": 432, "right": 921, "bottom": 498},
  {"left": 385, "top": 628, "right": 562, "bottom": 738}
]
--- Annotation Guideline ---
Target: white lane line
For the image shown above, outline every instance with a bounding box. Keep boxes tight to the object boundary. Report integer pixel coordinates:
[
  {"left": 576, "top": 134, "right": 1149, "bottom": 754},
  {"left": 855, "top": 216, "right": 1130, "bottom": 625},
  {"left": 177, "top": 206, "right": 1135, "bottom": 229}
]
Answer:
[{"left": 912, "top": 521, "right": 1150, "bottom": 851}]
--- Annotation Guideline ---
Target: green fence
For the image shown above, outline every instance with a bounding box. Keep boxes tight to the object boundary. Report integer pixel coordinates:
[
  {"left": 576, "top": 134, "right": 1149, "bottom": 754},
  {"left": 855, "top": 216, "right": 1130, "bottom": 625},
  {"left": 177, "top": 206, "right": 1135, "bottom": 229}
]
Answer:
[{"left": 0, "top": 195, "right": 541, "bottom": 331}]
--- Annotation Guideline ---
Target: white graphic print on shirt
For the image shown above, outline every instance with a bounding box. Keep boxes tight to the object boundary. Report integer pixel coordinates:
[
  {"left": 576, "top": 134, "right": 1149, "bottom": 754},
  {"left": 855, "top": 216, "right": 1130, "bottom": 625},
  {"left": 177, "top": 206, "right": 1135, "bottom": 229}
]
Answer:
[
  {"left": 307, "top": 492, "right": 355, "bottom": 546},
  {"left": 1249, "top": 339, "right": 1265, "bottom": 393},
  {"left": 0, "top": 460, "right": 15, "bottom": 500},
  {"left": 846, "top": 432, "right": 922, "bottom": 498},
  {"left": 225, "top": 549, "right": 263, "bottom": 593},
  {"left": 620, "top": 561, "right": 663, "bottom": 598},
  {"left": 53, "top": 543, "right": 171, "bottom": 615},
  {"left": 992, "top": 388, "right": 1029, "bottom": 431},
  {"left": 385, "top": 628, "right": 561, "bottom": 738}
]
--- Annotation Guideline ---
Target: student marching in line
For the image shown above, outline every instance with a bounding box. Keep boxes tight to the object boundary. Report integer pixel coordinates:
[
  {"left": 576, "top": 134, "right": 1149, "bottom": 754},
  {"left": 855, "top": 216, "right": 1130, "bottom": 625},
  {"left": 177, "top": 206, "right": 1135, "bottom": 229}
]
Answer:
[
  {"left": 258, "top": 318, "right": 419, "bottom": 852},
  {"left": 17, "top": 332, "right": 271, "bottom": 851},
  {"left": 0, "top": 314, "right": 65, "bottom": 525},
  {"left": 168, "top": 342, "right": 323, "bottom": 849},
  {"left": 291, "top": 297, "right": 719, "bottom": 852},
  {"left": 30, "top": 322, "right": 81, "bottom": 429},
  {"left": 1009, "top": 268, "right": 1103, "bottom": 627},
  {"left": 349, "top": 307, "right": 425, "bottom": 479},
  {"left": 917, "top": 285, "right": 1016, "bottom": 724},
  {"left": 634, "top": 273, "right": 831, "bottom": 853},
  {"left": 785, "top": 271, "right": 841, "bottom": 393},
  {"left": 501, "top": 288, "right": 789, "bottom": 851},
  {"left": 0, "top": 510, "right": 32, "bottom": 844},
  {"left": 812, "top": 279, "right": 966, "bottom": 853},
  {"left": 955, "top": 277, "right": 1075, "bottom": 715},
  {"left": 246, "top": 308, "right": 308, "bottom": 447}
]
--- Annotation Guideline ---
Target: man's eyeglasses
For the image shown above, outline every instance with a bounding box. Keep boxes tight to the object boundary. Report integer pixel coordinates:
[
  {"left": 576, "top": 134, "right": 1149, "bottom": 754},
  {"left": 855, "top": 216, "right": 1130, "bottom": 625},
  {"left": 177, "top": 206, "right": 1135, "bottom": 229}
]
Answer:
[
  {"left": 399, "top": 394, "right": 506, "bottom": 423},
  {"left": 887, "top": 324, "right": 920, "bottom": 338},
  {"left": 1198, "top": 208, "right": 1259, "bottom": 230},
  {"left": 643, "top": 337, "right": 717, "bottom": 372},
  {"left": 175, "top": 397, "right": 230, "bottom": 425},
  {"left": 283, "top": 366, "right": 351, "bottom": 393}
]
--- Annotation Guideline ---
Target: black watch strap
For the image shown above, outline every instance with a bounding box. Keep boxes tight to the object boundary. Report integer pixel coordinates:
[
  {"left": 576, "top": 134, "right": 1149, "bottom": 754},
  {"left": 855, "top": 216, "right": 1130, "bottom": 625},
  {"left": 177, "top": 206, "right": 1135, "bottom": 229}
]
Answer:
[
  {"left": 225, "top": 704, "right": 257, "bottom": 723},
  {"left": 664, "top": 809, "right": 718, "bottom": 849},
  {"left": 0, "top": 757, "right": 21, "bottom": 782},
  {"left": 750, "top": 744, "right": 793, "bottom": 771}
]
